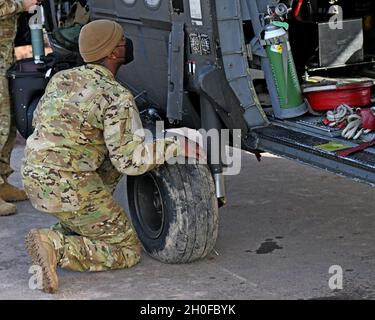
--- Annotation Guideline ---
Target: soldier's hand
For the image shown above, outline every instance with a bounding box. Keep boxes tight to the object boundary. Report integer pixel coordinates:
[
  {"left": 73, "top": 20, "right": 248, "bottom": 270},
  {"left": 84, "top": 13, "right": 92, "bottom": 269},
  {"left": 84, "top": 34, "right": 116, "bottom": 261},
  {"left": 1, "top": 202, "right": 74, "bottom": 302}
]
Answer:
[
  {"left": 177, "top": 136, "right": 207, "bottom": 163},
  {"left": 23, "top": 0, "right": 42, "bottom": 12}
]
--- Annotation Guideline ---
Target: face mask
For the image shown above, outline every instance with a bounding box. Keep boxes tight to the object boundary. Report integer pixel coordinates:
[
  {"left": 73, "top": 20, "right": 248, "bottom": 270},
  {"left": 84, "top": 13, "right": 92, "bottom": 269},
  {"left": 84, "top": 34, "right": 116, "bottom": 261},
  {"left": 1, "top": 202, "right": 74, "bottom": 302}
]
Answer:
[{"left": 123, "top": 38, "right": 134, "bottom": 65}]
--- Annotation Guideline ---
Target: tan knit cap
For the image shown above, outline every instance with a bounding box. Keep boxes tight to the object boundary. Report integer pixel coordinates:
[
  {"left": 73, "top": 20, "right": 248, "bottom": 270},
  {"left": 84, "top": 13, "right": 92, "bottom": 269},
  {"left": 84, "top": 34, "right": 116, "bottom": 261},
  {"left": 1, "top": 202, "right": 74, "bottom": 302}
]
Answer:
[{"left": 79, "top": 20, "right": 124, "bottom": 63}]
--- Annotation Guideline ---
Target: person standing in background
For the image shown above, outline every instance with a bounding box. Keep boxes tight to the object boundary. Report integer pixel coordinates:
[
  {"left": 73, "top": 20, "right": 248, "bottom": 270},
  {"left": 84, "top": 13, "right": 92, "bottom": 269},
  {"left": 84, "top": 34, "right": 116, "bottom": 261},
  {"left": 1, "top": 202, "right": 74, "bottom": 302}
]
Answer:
[{"left": 0, "top": 0, "right": 42, "bottom": 216}]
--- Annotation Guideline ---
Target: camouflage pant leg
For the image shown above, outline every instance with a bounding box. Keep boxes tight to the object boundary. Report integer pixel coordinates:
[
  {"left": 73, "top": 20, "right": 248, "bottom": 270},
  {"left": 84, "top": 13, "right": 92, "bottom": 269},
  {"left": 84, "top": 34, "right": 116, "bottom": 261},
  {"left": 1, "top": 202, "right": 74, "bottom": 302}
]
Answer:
[
  {"left": 0, "top": 42, "right": 16, "bottom": 184},
  {"left": 97, "top": 157, "right": 123, "bottom": 195},
  {"left": 0, "top": 81, "right": 16, "bottom": 182},
  {"left": 51, "top": 200, "right": 141, "bottom": 272},
  {"left": 23, "top": 166, "right": 141, "bottom": 272}
]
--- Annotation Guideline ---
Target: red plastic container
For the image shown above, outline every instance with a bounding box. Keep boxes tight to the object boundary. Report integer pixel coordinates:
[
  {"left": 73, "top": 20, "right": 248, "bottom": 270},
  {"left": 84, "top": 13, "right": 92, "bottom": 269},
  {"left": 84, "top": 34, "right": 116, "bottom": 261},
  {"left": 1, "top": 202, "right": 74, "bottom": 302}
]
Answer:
[{"left": 302, "top": 81, "right": 373, "bottom": 111}]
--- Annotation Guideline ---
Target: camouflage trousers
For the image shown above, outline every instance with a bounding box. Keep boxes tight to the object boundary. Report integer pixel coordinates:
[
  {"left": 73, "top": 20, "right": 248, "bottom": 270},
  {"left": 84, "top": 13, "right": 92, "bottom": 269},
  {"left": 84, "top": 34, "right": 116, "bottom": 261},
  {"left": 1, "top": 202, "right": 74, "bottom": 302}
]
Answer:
[
  {"left": 22, "top": 160, "right": 141, "bottom": 272},
  {"left": 0, "top": 40, "right": 16, "bottom": 185}
]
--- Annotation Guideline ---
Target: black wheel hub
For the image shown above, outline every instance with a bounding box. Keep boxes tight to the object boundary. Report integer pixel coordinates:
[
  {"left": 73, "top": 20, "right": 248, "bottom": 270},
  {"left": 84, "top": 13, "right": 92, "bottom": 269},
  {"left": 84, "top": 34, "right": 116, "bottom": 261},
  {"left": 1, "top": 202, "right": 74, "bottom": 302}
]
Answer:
[{"left": 133, "top": 173, "right": 165, "bottom": 240}]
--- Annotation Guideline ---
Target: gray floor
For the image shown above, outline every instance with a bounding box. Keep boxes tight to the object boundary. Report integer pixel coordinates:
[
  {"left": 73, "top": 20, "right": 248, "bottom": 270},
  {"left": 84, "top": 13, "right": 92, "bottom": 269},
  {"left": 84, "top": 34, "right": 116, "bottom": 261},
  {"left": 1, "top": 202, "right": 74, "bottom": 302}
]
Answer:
[{"left": 1, "top": 139, "right": 375, "bottom": 300}]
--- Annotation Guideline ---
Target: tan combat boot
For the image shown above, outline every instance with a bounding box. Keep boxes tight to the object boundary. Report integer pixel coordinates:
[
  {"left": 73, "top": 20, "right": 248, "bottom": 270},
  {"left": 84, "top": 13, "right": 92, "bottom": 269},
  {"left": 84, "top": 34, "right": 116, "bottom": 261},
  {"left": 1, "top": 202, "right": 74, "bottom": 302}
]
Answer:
[
  {"left": 0, "top": 182, "right": 28, "bottom": 202},
  {"left": 25, "top": 229, "right": 59, "bottom": 294},
  {"left": 0, "top": 196, "right": 17, "bottom": 216}
]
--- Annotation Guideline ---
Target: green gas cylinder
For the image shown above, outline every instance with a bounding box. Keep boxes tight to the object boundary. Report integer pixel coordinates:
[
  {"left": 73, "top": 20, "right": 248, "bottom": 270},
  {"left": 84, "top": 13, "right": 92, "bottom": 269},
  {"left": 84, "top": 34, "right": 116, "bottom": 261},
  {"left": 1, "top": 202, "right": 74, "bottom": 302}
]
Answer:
[
  {"left": 29, "top": 5, "right": 45, "bottom": 64},
  {"left": 264, "top": 23, "right": 308, "bottom": 119}
]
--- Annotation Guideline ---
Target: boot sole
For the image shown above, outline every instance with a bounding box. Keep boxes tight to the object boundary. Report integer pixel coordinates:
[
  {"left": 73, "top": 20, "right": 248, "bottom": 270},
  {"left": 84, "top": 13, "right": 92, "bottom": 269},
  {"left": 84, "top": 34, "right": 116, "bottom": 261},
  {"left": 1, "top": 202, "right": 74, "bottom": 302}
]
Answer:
[
  {"left": 0, "top": 211, "right": 16, "bottom": 217},
  {"left": 0, "top": 207, "right": 17, "bottom": 216},
  {"left": 25, "top": 230, "right": 59, "bottom": 294},
  {"left": 2, "top": 196, "right": 28, "bottom": 203}
]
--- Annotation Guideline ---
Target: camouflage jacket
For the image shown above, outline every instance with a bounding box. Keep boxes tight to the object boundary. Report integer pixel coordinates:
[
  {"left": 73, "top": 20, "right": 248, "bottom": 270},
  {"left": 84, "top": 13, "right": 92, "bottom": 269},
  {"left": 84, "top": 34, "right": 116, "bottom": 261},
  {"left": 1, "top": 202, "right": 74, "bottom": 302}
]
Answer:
[
  {"left": 24, "top": 64, "right": 181, "bottom": 176},
  {"left": 0, "top": 0, "right": 23, "bottom": 42}
]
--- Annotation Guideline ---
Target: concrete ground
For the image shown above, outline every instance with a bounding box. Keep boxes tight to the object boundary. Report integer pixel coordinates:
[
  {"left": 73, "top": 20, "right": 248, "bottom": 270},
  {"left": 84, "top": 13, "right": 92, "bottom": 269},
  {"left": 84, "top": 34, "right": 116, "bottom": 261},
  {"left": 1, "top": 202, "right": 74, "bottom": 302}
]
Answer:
[{"left": 1, "top": 139, "right": 375, "bottom": 300}]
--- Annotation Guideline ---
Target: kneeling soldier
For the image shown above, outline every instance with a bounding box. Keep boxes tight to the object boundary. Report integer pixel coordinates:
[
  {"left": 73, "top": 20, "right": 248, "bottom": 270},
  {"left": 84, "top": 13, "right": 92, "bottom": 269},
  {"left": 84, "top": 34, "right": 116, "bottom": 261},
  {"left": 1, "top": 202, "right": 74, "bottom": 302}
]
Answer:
[{"left": 22, "top": 20, "right": 203, "bottom": 293}]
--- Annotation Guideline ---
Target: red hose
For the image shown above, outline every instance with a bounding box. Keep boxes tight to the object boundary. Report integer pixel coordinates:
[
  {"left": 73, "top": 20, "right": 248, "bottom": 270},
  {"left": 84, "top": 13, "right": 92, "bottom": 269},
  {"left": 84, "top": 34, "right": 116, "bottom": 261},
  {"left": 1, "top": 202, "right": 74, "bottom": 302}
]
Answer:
[{"left": 294, "top": 0, "right": 304, "bottom": 17}]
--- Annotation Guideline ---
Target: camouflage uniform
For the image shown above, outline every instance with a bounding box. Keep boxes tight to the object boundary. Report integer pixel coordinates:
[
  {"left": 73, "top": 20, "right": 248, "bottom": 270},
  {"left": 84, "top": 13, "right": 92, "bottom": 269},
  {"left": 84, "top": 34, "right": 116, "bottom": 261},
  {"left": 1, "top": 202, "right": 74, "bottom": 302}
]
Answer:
[
  {"left": 0, "top": 0, "right": 24, "bottom": 185},
  {"left": 22, "top": 64, "right": 181, "bottom": 272}
]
